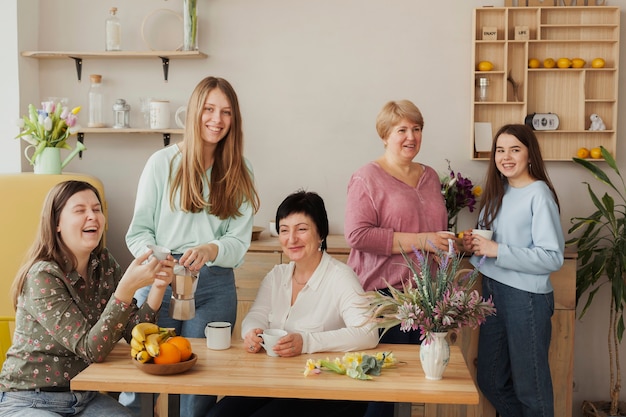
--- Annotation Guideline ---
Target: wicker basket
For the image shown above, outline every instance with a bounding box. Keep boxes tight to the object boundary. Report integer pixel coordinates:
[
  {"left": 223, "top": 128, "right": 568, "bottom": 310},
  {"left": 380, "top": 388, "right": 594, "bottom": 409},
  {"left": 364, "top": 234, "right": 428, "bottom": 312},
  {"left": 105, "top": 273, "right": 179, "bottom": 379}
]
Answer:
[{"left": 582, "top": 400, "right": 626, "bottom": 417}]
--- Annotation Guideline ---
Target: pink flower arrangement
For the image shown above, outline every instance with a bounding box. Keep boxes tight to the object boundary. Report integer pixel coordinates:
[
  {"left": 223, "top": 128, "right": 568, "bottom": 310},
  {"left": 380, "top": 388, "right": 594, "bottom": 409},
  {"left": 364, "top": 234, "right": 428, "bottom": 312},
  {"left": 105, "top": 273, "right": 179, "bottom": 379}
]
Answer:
[{"left": 363, "top": 243, "right": 496, "bottom": 345}]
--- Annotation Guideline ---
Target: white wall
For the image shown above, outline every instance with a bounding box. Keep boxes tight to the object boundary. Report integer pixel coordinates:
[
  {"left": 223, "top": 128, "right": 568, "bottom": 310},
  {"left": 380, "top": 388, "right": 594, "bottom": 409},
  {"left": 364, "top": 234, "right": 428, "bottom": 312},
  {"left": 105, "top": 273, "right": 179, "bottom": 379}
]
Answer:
[{"left": 10, "top": 1, "right": 626, "bottom": 415}]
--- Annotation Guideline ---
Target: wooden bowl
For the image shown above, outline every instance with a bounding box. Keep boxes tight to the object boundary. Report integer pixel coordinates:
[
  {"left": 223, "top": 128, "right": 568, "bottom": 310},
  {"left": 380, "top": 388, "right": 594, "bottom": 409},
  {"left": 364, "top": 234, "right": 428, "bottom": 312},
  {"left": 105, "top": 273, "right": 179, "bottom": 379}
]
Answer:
[
  {"left": 251, "top": 226, "right": 264, "bottom": 241},
  {"left": 133, "top": 353, "right": 197, "bottom": 375}
]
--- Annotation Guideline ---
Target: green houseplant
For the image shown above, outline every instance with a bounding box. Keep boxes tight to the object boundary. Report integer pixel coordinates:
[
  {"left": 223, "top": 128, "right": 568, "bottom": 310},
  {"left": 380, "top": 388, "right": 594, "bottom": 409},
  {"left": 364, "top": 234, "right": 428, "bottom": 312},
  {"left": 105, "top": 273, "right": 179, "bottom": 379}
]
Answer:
[{"left": 568, "top": 146, "right": 626, "bottom": 416}]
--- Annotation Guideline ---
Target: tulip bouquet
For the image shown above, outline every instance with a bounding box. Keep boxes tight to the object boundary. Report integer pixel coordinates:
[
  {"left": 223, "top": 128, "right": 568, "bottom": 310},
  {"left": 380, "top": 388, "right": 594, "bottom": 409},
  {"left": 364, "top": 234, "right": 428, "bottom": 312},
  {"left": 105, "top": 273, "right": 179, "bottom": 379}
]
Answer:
[
  {"left": 304, "top": 351, "right": 397, "bottom": 380},
  {"left": 16, "top": 101, "right": 82, "bottom": 165}
]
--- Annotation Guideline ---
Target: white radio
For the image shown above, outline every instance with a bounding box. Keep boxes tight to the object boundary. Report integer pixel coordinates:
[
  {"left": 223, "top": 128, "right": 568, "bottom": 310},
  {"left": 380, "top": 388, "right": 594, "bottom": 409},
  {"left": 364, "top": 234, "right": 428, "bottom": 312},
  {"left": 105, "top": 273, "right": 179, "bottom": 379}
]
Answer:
[{"left": 524, "top": 113, "right": 559, "bottom": 131}]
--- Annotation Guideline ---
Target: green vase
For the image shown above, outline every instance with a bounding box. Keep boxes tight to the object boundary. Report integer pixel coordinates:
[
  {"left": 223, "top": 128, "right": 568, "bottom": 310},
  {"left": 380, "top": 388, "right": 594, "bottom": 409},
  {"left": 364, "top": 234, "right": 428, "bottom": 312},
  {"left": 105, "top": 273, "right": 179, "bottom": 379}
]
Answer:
[{"left": 33, "top": 147, "right": 62, "bottom": 175}]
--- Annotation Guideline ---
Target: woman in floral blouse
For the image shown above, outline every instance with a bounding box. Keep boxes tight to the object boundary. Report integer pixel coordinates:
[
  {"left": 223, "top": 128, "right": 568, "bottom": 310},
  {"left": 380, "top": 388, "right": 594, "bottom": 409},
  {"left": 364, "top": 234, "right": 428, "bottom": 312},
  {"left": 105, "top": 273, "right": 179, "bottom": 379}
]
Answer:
[{"left": 0, "top": 180, "right": 174, "bottom": 416}]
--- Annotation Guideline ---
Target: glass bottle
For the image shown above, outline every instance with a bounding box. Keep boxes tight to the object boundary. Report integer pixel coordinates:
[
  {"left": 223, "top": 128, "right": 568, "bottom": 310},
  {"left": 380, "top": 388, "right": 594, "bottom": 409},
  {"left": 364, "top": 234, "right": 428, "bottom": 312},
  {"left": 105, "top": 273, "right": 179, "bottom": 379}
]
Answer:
[
  {"left": 88, "top": 74, "right": 105, "bottom": 128},
  {"left": 476, "top": 77, "right": 489, "bottom": 102},
  {"left": 105, "top": 7, "right": 121, "bottom": 51}
]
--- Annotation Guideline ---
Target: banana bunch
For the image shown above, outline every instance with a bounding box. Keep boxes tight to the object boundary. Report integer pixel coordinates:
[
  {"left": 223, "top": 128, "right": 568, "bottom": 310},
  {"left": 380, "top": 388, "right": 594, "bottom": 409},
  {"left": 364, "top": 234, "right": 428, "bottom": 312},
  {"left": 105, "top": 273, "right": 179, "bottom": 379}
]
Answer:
[{"left": 130, "top": 323, "right": 176, "bottom": 363}]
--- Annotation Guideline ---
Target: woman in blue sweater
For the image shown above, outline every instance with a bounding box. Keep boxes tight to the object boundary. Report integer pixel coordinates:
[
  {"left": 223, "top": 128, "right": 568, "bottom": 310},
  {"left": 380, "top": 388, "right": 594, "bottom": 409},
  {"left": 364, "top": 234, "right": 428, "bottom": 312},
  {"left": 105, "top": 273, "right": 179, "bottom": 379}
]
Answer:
[{"left": 462, "top": 124, "right": 564, "bottom": 417}]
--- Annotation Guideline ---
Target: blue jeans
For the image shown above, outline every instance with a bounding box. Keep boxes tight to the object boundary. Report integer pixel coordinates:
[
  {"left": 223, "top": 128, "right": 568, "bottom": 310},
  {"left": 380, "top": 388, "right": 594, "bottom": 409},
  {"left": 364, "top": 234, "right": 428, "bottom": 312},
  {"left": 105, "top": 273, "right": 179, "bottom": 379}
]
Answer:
[
  {"left": 477, "top": 276, "right": 554, "bottom": 417},
  {"left": 120, "top": 262, "right": 237, "bottom": 417},
  {"left": 0, "top": 391, "right": 133, "bottom": 417}
]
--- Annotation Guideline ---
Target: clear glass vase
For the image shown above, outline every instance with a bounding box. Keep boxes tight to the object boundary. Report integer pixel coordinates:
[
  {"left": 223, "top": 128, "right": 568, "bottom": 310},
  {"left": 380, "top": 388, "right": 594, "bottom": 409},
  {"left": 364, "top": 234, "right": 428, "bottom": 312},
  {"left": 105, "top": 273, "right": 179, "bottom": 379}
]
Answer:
[{"left": 183, "top": 0, "right": 198, "bottom": 51}]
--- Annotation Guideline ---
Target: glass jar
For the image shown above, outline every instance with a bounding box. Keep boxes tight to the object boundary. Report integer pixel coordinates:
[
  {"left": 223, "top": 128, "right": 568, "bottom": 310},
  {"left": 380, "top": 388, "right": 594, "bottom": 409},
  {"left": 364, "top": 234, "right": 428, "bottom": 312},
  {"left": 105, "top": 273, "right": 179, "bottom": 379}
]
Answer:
[
  {"left": 105, "top": 7, "right": 121, "bottom": 51},
  {"left": 88, "top": 74, "right": 105, "bottom": 128},
  {"left": 476, "top": 77, "right": 489, "bottom": 102}
]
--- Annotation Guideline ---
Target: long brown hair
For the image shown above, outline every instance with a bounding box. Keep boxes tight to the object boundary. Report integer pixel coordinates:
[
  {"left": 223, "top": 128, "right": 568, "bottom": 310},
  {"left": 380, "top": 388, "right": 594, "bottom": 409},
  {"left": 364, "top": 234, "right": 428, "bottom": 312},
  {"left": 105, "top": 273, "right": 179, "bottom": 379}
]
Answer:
[
  {"left": 11, "top": 181, "right": 105, "bottom": 309},
  {"left": 479, "top": 124, "right": 560, "bottom": 229},
  {"left": 169, "top": 76, "right": 259, "bottom": 219}
]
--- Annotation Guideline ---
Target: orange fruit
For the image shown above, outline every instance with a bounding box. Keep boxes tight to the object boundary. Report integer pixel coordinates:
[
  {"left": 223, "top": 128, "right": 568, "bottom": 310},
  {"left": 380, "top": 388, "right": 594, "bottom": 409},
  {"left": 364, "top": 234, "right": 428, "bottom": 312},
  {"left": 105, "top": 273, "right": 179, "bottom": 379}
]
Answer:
[
  {"left": 590, "top": 147, "right": 602, "bottom": 159},
  {"left": 576, "top": 147, "right": 590, "bottom": 159},
  {"left": 571, "top": 58, "right": 586, "bottom": 68},
  {"left": 166, "top": 336, "right": 193, "bottom": 361},
  {"left": 153, "top": 341, "right": 182, "bottom": 364},
  {"left": 591, "top": 58, "right": 606, "bottom": 68}
]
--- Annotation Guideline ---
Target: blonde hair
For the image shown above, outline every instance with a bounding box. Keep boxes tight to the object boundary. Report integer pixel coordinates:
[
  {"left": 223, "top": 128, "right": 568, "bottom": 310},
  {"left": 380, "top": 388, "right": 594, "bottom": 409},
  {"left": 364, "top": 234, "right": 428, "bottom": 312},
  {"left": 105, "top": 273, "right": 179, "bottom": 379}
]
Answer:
[
  {"left": 169, "top": 76, "right": 260, "bottom": 218},
  {"left": 375, "top": 100, "right": 424, "bottom": 140}
]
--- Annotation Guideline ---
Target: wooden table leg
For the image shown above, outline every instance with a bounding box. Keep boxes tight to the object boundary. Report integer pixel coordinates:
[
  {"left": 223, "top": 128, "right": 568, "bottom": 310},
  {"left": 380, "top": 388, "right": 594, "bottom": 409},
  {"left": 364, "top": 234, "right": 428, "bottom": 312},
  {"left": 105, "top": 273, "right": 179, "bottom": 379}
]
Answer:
[
  {"left": 394, "top": 402, "right": 412, "bottom": 417},
  {"left": 139, "top": 393, "right": 154, "bottom": 417}
]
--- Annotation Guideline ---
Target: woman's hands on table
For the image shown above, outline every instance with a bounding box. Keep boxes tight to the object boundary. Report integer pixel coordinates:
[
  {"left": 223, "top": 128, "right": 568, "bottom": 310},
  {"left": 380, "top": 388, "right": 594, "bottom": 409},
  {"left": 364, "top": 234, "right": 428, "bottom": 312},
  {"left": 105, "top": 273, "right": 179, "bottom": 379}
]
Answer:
[{"left": 244, "top": 328, "right": 303, "bottom": 356}]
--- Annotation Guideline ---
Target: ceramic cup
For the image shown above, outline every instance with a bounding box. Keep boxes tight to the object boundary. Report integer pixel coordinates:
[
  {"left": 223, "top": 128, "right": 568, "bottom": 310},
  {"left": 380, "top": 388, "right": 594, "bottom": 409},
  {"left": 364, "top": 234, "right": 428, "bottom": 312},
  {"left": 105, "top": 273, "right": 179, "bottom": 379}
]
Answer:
[
  {"left": 205, "top": 321, "right": 231, "bottom": 350},
  {"left": 472, "top": 229, "right": 493, "bottom": 240},
  {"left": 175, "top": 106, "right": 187, "bottom": 128},
  {"left": 269, "top": 221, "right": 279, "bottom": 237},
  {"left": 149, "top": 100, "right": 170, "bottom": 129},
  {"left": 259, "top": 328, "right": 287, "bottom": 357},
  {"left": 147, "top": 244, "right": 171, "bottom": 260}
]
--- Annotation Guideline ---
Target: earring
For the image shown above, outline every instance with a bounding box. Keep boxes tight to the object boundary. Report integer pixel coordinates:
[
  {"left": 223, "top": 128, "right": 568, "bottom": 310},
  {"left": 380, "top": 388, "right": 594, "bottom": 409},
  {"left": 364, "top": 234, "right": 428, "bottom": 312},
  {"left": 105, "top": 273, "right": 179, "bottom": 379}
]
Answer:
[
  {"left": 529, "top": 162, "right": 532, "bottom": 170},
  {"left": 318, "top": 242, "right": 323, "bottom": 251}
]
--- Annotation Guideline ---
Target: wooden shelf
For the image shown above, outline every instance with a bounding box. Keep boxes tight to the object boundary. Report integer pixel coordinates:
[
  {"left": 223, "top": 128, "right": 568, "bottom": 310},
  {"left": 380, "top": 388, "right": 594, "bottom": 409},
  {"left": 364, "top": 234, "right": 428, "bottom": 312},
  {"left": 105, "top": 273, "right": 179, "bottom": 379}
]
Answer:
[
  {"left": 471, "top": 6, "right": 620, "bottom": 161},
  {"left": 76, "top": 128, "right": 184, "bottom": 147},
  {"left": 21, "top": 50, "right": 208, "bottom": 81}
]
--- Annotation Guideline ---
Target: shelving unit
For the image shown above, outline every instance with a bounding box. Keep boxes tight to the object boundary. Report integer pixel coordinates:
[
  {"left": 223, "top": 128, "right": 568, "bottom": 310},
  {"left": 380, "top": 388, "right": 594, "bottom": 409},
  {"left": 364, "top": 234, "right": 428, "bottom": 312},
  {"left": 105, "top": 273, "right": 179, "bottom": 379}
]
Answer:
[
  {"left": 76, "top": 128, "right": 184, "bottom": 147},
  {"left": 471, "top": 6, "right": 619, "bottom": 161}
]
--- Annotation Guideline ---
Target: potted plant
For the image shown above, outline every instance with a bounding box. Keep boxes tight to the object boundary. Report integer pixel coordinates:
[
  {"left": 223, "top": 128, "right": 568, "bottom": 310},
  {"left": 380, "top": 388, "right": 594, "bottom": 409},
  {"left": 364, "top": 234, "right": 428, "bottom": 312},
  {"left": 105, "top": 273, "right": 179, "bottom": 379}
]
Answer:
[{"left": 568, "top": 146, "right": 626, "bottom": 416}]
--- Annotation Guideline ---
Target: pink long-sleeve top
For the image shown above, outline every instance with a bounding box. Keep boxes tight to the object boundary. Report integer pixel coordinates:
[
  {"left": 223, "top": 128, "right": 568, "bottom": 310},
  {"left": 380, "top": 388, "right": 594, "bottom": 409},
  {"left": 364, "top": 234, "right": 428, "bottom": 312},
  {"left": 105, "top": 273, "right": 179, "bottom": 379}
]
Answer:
[{"left": 344, "top": 162, "right": 447, "bottom": 291}]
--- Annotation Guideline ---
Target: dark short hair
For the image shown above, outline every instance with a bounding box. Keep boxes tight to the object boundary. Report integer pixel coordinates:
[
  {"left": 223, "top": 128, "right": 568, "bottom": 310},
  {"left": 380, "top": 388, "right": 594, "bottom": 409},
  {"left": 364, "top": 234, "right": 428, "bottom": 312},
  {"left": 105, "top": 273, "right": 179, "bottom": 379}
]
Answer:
[{"left": 275, "top": 190, "right": 329, "bottom": 251}]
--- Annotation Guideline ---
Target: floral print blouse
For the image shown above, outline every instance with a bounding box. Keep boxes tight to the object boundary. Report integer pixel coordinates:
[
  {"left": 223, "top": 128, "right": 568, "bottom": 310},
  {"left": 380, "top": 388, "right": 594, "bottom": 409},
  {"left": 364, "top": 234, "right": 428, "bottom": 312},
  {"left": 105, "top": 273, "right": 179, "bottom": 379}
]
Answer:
[{"left": 0, "top": 248, "right": 158, "bottom": 391}]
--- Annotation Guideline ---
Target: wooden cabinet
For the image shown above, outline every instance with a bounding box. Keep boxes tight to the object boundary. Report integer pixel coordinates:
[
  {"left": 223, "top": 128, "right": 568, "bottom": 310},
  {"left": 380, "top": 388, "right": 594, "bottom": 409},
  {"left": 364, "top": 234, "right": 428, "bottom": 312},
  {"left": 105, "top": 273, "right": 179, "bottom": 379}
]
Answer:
[
  {"left": 471, "top": 6, "right": 620, "bottom": 161},
  {"left": 235, "top": 235, "right": 575, "bottom": 417}
]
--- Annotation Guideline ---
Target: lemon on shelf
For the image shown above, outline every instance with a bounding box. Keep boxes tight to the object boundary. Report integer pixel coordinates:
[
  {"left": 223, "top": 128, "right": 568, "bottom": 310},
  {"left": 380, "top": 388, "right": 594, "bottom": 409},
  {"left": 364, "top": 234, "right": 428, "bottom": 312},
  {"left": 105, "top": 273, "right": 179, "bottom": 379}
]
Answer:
[
  {"left": 528, "top": 58, "right": 540, "bottom": 69},
  {"left": 576, "top": 147, "right": 590, "bottom": 159},
  {"left": 590, "top": 147, "right": 603, "bottom": 159},
  {"left": 543, "top": 58, "right": 556, "bottom": 69},
  {"left": 557, "top": 58, "right": 572, "bottom": 68},
  {"left": 571, "top": 58, "right": 586, "bottom": 68},
  {"left": 591, "top": 58, "right": 606, "bottom": 68},
  {"left": 477, "top": 61, "right": 494, "bottom": 71}
]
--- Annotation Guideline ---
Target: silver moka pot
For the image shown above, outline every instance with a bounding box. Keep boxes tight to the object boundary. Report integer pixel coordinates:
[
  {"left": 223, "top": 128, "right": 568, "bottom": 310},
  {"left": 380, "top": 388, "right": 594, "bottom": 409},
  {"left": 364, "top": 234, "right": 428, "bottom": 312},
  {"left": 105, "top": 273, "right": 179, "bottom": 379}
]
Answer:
[{"left": 169, "top": 265, "right": 199, "bottom": 320}]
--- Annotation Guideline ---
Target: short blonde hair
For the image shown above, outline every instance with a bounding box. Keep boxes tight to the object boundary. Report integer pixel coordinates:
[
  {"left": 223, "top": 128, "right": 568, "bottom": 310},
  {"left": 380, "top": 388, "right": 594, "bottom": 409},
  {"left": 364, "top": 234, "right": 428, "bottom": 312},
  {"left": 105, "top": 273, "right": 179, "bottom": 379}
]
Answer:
[{"left": 375, "top": 100, "right": 424, "bottom": 140}]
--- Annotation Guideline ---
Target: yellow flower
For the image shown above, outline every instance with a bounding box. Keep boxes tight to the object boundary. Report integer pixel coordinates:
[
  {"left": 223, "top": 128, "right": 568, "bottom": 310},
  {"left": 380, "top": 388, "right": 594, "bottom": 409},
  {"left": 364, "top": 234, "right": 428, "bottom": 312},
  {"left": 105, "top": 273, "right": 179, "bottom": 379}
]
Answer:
[
  {"left": 71, "top": 106, "right": 81, "bottom": 115},
  {"left": 472, "top": 185, "right": 483, "bottom": 197}
]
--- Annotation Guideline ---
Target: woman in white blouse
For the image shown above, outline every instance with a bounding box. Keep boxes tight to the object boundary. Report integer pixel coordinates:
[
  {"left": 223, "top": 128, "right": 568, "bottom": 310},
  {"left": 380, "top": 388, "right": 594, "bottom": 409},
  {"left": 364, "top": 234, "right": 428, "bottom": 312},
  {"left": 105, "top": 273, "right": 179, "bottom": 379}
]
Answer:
[{"left": 207, "top": 190, "right": 377, "bottom": 417}]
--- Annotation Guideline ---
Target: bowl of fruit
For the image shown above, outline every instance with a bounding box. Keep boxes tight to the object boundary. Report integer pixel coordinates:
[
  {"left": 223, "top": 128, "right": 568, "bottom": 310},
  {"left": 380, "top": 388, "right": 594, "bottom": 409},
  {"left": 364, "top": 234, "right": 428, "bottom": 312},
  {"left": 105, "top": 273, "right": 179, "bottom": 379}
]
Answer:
[{"left": 130, "top": 323, "right": 196, "bottom": 375}]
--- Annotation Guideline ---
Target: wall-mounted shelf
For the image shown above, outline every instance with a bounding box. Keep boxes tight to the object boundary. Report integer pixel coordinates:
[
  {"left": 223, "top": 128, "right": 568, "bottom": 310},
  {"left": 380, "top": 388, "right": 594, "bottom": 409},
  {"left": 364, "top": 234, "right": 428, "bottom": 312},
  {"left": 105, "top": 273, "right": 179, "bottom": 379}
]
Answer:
[
  {"left": 471, "top": 6, "right": 620, "bottom": 161},
  {"left": 77, "top": 128, "right": 183, "bottom": 148},
  {"left": 21, "top": 50, "right": 207, "bottom": 81}
]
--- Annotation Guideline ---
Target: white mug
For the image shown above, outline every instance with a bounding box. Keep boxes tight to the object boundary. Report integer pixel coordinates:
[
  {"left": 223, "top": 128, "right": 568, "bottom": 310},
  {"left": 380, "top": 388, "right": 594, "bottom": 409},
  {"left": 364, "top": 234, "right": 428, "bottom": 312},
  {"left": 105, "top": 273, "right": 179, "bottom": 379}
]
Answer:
[
  {"left": 175, "top": 106, "right": 187, "bottom": 128},
  {"left": 472, "top": 229, "right": 493, "bottom": 240},
  {"left": 149, "top": 100, "right": 170, "bottom": 129},
  {"left": 259, "top": 328, "right": 287, "bottom": 357},
  {"left": 146, "top": 244, "right": 170, "bottom": 261},
  {"left": 205, "top": 321, "right": 231, "bottom": 350}
]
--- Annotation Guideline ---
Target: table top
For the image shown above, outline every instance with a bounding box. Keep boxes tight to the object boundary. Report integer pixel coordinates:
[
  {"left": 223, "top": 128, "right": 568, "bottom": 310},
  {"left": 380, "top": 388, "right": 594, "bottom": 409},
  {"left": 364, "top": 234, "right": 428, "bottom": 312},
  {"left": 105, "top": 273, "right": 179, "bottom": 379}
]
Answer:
[{"left": 71, "top": 339, "right": 478, "bottom": 405}]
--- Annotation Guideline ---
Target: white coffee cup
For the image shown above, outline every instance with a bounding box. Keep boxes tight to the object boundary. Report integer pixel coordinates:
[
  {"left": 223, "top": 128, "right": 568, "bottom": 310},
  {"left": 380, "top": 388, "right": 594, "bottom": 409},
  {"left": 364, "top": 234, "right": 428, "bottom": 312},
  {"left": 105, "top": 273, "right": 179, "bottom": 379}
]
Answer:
[
  {"left": 175, "top": 106, "right": 187, "bottom": 128},
  {"left": 150, "top": 100, "right": 170, "bottom": 129},
  {"left": 259, "top": 328, "right": 287, "bottom": 357},
  {"left": 472, "top": 229, "right": 494, "bottom": 240},
  {"left": 205, "top": 321, "right": 231, "bottom": 350},
  {"left": 269, "top": 221, "right": 279, "bottom": 237},
  {"left": 147, "top": 244, "right": 171, "bottom": 261}
]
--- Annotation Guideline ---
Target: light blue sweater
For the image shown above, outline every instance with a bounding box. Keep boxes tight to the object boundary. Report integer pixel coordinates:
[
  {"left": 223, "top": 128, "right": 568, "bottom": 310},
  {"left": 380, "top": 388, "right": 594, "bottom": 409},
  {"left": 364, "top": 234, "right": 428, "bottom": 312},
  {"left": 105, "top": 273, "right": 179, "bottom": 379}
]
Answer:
[
  {"left": 470, "top": 181, "right": 564, "bottom": 294},
  {"left": 126, "top": 144, "right": 254, "bottom": 268}
]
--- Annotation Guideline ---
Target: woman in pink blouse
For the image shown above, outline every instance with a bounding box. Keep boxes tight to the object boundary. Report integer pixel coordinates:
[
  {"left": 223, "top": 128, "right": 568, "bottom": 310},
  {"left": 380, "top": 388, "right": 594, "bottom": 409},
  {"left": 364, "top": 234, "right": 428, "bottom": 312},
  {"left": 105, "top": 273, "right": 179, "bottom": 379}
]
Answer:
[{"left": 344, "top": 100, "right": 451, "bottom": 416}]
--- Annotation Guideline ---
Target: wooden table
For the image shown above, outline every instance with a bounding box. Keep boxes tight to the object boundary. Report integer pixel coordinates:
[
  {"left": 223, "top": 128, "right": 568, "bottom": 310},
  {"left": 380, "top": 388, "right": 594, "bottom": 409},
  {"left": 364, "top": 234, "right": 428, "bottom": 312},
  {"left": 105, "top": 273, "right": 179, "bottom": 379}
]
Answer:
[{"left": 71, "top": 338, "right": 478, "bottom": 417}]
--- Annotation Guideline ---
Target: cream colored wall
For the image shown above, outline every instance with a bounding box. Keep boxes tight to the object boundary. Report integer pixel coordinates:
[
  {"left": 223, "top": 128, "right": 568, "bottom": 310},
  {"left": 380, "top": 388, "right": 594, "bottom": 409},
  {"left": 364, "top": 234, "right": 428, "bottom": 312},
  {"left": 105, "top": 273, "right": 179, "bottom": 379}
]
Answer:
[{"left": 2, "top": 1, "right": 626, "bottom": 415}]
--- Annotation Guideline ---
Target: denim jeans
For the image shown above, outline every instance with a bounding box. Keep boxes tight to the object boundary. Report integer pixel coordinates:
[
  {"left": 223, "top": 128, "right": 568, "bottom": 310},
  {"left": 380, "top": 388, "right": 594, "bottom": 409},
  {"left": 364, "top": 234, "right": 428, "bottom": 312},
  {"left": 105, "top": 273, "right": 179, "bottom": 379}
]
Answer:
[
  {"left": 0, "top": 391, "right": 133, "bottom": 417},
  {"left": 119, "top": 261, "right": 237, "bottom": 417},
  {"left": 477, "top": 276, "right": 554, "bottom": 417}
]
